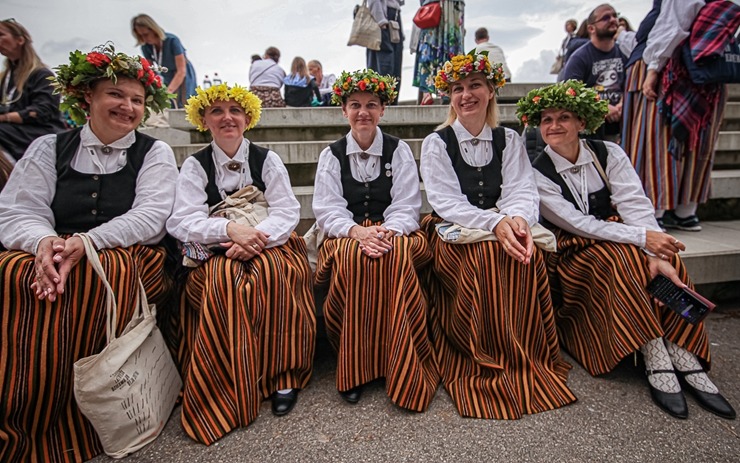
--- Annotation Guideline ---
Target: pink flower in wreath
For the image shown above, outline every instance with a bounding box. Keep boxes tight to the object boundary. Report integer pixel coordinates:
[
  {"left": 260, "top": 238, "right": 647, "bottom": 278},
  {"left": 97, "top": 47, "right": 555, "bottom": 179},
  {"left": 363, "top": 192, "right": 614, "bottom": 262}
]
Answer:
[
  {"left": 566, "top": 88, "right": 576, "bottom": 97},
  {"left": 532, "top": 96, "right": 541, "bottom": 104}
]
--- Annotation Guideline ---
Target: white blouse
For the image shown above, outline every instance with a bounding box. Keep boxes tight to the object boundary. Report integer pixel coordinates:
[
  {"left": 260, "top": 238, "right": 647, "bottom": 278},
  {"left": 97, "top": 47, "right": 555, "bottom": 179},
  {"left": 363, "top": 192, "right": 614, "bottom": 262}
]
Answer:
[
  {"left": 643, "top": 0, "right": 705, "bottom": 71},
  {"left": 420, "top": 121, "right": 540, "bottom": 230},
  {"left": 166, "top": 139, "right": 299, "bottom": 248},
  {"left": 312, "top": 127, "right": 421, "bottom": 238},
  {"left": 0, "top": 124, "right": 178, "bottom": 253},
  {"left": 535, "top": 139, "right": 662, "bottom": 248}
]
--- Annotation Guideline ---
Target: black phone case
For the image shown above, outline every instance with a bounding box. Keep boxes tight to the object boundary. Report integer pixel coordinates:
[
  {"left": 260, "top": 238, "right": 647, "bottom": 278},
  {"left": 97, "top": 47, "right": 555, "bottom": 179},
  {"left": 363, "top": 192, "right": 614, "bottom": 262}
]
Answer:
[{"left": 646, "top": 274, "right": 714, "bottom": 325}]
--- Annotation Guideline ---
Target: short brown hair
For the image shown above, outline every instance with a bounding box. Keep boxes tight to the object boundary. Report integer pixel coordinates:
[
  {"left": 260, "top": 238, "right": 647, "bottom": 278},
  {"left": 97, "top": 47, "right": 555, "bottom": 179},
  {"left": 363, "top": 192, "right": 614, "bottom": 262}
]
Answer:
[
  {"left": 264, "top": 46, "right": 280, "bottom": 62},
  {"left": 474, "top": 27, "right": 489, "bottom": 42}
]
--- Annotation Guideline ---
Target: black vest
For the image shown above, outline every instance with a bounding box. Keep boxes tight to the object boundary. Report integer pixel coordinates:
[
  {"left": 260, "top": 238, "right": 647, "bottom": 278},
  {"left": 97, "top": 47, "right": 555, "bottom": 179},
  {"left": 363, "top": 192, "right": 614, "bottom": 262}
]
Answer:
[
  {"left": 434, "top": 126, "right": 506, "bottom": 215},
  {"left": 329, "top": 133, "right": 398, "bottom": 224},
  {"left": 51, "top": 128, "right": 154, "bottom": 234},
  {"left": 626, "top": 0, "right": 662, "bottom": 68},
  {"left": 192, "top": 142, "right": 268, "bottom": 208},
  {"left": 532, "top": 139, "right": 616, "bottom": 220}
]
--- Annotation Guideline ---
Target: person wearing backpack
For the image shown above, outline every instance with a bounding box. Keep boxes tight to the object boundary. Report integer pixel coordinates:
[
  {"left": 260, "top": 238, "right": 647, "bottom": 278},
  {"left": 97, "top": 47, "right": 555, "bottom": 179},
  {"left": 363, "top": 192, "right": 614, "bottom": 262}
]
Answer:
[{"left": 517, "top": 80, "right": 735, "bottom": 421}]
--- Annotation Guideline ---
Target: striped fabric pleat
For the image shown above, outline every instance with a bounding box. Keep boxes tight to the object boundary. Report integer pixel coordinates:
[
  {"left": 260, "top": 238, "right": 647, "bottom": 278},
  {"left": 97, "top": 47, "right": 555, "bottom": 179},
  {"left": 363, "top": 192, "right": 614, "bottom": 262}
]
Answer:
[
  {"left": 546, "top": 229, "right": 711, "bottom": 376},
  {"left": 622, "top": 59, "right": 726, "bottom": 210},
  {"left": 0, "top": 245, "right": 173, "bottom": 463},
  {"left": 421, "top": 216, "right": 576, "bottom": 420},
  {"left": 178, "top": 234, "right": 316, "bottom": 445},
  {"left": 315, "top": 225, "right": 440, "bottom": 412}
]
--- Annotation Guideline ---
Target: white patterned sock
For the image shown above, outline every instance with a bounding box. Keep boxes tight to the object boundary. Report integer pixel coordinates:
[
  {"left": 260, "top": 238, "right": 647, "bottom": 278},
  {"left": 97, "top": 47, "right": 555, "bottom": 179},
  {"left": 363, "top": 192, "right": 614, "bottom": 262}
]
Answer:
[
  {"left": 277, "top": 388, "right": 293, "bottom": 395},
  {"left": 666, "top": 341, "right": 718, "bottom": 394},
  {"left": 641, "top": 338, "right": 681, "bottom": 393}
]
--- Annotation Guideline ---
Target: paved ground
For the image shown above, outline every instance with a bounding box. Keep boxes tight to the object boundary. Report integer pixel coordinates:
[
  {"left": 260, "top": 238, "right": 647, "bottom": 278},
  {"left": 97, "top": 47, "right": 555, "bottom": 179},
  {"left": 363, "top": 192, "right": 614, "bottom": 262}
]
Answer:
[{"left": 91, "top": 303, "right": 740, "bottom": 463}]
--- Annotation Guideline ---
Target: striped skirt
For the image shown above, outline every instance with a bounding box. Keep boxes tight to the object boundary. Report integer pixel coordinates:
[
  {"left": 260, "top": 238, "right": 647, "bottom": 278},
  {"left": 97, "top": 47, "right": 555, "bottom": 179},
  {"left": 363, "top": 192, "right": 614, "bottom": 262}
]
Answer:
[
  {"left": 546, "top": 230, "right": 710, "bottom": 376},
  {"left": 0, "top": 244, "right": 173, "bottom": 463},
  {"left": 622, "top": 59, "right": 726, "bottom": 210},
  {"left": 421, "top": 215, "right": 576, "bottom": 419},
  {"left": 315, "top": 227, "right": 439, "bottom": 412},
  {"left": 179, "top": 234, "right": 316, "bottom": 445}
]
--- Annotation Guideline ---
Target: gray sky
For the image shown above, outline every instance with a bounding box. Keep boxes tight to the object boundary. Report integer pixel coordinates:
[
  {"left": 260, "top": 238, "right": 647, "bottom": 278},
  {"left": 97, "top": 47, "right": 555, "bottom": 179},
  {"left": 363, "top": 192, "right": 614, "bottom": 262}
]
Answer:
[{"left": 3, "top": 0, "right": 653, "bottom": 101}]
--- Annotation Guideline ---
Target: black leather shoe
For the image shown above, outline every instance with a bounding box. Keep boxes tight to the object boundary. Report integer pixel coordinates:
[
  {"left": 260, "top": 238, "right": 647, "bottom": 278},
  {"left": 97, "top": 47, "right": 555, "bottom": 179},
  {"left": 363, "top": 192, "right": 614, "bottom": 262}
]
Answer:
[
  {"left": 271, "top": 389, "right": 298, "bottom": 417},
  {"left": 646, "top": 369, "right": 688, "bottom": 419},
  {"left": 678, "top": 370, "right": 737, "bottom": 420},
  {"left": 339, "top": 385, "right": 363, "bottom": 404}
]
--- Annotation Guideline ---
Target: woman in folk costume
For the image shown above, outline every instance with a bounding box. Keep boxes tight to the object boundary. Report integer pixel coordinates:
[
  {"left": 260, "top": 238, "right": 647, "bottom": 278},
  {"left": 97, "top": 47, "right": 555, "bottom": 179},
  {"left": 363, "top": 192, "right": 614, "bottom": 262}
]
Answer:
[
  {"left": 517, "top": 80, "right": 735, "bottom": 420},
  {"left": 622, "top": 0, "right": 740, "bottom": 231},
  {"left": 419, "top": 52, "right": 576, "bottom": 420},
  {"left": 167, "top": 83, "right": 316, "bottom": 444},
  {"left": 313, "top": 69, "right": 439, "bottom": 408},
  {"left": 0, "top": 44, "right": 178, "bottom": 462}
]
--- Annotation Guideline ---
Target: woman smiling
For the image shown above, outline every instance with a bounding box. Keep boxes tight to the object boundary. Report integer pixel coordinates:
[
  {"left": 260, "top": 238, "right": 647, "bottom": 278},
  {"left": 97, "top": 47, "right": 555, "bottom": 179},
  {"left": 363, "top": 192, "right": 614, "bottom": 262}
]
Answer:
[
  {"left": 0, "top": 44, "right": 178, "bottom": 462},
  {"left": 167, "top": 83, "right": 316, "bottom": 444},
  {"left": 420, "top": 52, "right": 576, "bottom": 420},
  {"left": 312, "top": 69, "right": 439, "bottom": 410}
]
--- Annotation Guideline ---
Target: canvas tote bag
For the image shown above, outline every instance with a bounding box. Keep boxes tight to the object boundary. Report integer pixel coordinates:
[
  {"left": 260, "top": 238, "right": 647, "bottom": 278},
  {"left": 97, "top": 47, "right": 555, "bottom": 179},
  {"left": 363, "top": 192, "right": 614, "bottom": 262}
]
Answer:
[
  {"left": 348, "top": 0, "right": 381, "bottom": 50},
  {"left": 73, "top": 233, "right": 182, "bottom": 459}
]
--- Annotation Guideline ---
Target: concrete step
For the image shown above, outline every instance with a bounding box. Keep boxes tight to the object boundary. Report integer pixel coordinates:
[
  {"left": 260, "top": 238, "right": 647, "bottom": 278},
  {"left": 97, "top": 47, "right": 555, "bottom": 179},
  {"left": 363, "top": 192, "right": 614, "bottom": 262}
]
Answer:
[
  {"left": 671, "top": 220, "right": 740, "bottom": 284},
  {"left": 172, "top": 131, "right": 740, "bottom": 171},
  {"left": 290, "top": 170, "right": 740, "bottom": 219}
]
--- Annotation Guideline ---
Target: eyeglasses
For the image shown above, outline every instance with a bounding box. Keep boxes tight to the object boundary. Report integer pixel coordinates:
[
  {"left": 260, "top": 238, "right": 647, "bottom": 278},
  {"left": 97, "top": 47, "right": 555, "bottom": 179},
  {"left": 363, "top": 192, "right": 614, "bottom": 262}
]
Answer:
[{"left": 591, "top": 12, "right": 618, "bottom": 24}]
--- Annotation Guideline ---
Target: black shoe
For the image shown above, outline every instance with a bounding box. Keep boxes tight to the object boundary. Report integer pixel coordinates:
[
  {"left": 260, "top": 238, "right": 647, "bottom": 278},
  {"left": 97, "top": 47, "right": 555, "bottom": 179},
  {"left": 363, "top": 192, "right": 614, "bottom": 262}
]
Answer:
[
  {"left": 662, "top": 211, "right": 702, "bottom": 232},
  {"left": 271, "top": 389, "right": 298, "bottom": 417},
  {"left": 339, "top": 385, "right": 363, "bottom": 404},
  {"left": 646, "top": 369, "right": 688, "bottom": 419},
  {"left": 678, "top": 369, "right": 737, "bottom": 420}
]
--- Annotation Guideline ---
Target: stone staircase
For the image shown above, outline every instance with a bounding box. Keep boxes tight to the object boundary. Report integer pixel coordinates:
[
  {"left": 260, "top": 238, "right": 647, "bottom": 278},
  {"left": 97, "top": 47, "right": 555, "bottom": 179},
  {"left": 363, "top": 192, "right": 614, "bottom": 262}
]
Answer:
[{"left": 142, "top": 83, "right": 740, "bottom": 287}]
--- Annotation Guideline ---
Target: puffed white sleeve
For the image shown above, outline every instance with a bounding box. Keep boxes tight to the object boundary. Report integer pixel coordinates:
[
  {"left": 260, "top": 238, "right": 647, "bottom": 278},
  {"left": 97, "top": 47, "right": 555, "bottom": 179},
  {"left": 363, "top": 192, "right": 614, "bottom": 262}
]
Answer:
[
  {"left": 86, "top": 140, "right": 179, "bottom": 249},
  {"left": 496, "top": 128, "right": 540, "bottom": 227},
  {"left": 0, "top": 134, "right": 59, "bottom": 254},
  {"left": 254, "top": 150, "right": 300, "bottom": 247},
  {"left": 166, "top": 156, "right": 231, "bottom": 244},
  {"left": 312, "top": 146, "right": 357, "bottom": 237},
  {"left": 643, "top": 0, "right": 704, "bottom": 71},
  {"left": 382, "top": 139, "right": 421, "bottom": 235}
]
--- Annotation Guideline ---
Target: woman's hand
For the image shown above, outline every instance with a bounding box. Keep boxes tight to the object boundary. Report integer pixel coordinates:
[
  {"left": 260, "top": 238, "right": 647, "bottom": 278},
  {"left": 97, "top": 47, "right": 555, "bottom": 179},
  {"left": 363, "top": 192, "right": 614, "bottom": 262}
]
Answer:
[
  {"left": 494, "top": 216, "right": 533, "bottom": 264},
  {"left": 220, "top": 241, "right": 258, "bottom": 261},
  {"left": 646, "top": 256, "right": 685, "bottom": 306},
  {"left": 226, "top": 221, "right": 270, "bottom": 255},
  {"left": 642, "top": 69, "right": 659, "bottom": 101},
  {"left": 53, "top": 235, "right": 86, "bottom": 296},
  {"left": 645, "top": 230, "right": 685, "bottom": 261},
  {"left": 31, "top": 236, "right": 65, "bottom": 300},
  {"left": 349, "top": 225, "right": 394, "bottom": 259}
]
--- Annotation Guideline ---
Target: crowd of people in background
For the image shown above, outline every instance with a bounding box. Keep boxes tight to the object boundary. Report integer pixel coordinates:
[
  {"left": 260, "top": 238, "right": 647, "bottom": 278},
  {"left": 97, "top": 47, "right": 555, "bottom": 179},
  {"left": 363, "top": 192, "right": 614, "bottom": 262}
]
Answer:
[{"left": 1, "top": 1, "right": 739, "bottom": 462}]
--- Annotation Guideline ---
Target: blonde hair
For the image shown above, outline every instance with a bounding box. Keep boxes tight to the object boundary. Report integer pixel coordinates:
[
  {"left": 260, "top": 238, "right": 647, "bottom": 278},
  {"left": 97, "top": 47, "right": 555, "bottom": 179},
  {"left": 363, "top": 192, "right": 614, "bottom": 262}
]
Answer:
[
  {"left": 436, "top": 80, "right": 499, "bottom": 130},
  {"left": 131, "top": 14, "right": 166, "bottom": 45},
  {"left": 0, "top": 20, "right": 45, "bottom": 103},
  {"left": 290, "top": 57, "right": 310, "bottom": 80}
]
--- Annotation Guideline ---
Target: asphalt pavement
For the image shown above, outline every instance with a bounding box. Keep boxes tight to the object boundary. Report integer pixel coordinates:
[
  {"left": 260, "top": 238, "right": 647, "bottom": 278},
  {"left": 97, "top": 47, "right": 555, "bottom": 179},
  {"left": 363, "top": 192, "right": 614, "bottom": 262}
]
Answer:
[{"left": 91, "top": 303, "right": 740, "bottom": 463}]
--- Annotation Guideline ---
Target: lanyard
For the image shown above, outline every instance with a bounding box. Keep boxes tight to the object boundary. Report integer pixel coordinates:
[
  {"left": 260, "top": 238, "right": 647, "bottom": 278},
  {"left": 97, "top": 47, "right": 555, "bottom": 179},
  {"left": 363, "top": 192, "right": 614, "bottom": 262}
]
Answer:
[{"left": 561, "top": 166, "right": 590, "bottom": 215}]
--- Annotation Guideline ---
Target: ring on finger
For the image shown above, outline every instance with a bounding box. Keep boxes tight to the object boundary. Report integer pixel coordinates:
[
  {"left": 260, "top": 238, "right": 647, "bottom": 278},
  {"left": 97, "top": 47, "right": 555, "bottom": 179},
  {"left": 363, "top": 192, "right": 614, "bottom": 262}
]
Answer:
[
  {"left": 660, "top": 254, "right": 667, "bottom": 260},
  {"left": 251, "top": 244, "right": 259, "bottom": 250},
  {"left": 673, "top": 239, "right": 678, "bottom": 245}
]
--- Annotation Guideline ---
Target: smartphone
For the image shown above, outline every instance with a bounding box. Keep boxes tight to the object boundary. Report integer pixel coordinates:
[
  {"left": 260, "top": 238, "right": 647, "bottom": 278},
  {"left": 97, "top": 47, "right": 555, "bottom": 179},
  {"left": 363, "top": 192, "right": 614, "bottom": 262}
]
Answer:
[{"left": 646, "top": 274, "right": 715, "bottom": 324}]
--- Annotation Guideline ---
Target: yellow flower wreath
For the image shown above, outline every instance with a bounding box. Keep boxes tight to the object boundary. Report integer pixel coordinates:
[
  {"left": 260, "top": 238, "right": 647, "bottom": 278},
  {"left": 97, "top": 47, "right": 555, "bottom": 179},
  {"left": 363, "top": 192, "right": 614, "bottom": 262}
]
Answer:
[{"left": 185, "top": 83, "right": 262, "bottom": 132}]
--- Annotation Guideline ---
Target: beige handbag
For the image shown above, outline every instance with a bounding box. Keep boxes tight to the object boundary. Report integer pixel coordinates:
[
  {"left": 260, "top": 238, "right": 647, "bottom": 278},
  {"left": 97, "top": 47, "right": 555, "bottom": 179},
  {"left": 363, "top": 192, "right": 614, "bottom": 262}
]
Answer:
[
  {"left": 209, "top": 185, "right": 269, "bottom": 226},
  {"left": 72, "top": 233, "right": 182, "bottom": 459},
  {"left": 348, "top": 0, "right": 381, "bottom": 51}
]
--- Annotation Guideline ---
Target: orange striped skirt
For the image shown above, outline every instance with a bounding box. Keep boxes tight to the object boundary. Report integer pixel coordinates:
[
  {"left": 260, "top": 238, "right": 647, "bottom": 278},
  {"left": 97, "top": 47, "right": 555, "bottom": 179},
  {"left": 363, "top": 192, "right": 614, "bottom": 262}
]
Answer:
[
  {"left": 622, "top": 59, "right": 726, "bottom": 210},
  {"left": 546, "top": 230, "right": 710, "bottom": 376},
  {"left": 315, "top": 227, "right": 439, "bottom": 412},
  {"left": 178, "top": 234, "right": 316, "bottom": 445},
  {"left": 0, "top": 244, "right": 173, "bottom": 463},
  {"left": 421, "top": 215, "right": 576, "bottom": 419}
]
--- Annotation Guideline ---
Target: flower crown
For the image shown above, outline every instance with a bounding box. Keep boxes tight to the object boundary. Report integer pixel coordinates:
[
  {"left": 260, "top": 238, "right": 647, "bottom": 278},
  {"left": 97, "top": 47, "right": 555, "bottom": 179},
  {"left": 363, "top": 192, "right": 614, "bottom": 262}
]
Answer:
[
  {"left": 515, "top": 80, "right": 609, "bottom": 134},
  {"left": 331, "top": 69, "right": 398, "bottom": 106},
  {"left": 184, "top": 83, "right": 262, "bottom": 132},
  {"left": 51, "top": 43, "right": 171, "bottom": 126},
  {"left": 433, "top": 50, "right": 506, "bottom": 95}
]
